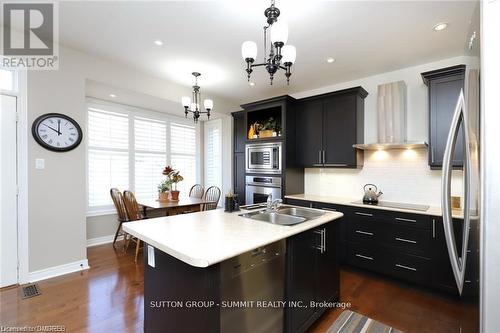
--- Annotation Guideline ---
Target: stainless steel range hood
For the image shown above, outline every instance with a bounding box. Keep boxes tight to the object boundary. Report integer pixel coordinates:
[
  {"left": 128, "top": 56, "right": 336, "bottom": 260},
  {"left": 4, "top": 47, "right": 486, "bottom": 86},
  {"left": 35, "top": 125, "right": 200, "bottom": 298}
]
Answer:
[{"left": 353, "top": 81, "right": 428, "bottom": 150}]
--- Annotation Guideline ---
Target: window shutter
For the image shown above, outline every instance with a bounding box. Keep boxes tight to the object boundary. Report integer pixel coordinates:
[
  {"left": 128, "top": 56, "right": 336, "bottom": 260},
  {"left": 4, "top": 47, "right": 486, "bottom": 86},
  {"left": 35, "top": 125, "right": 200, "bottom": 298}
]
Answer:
[
  {"left": 205, "top": 121, "right": 222, "bottom": 189},
  {"left": 170, "top": 122, "right": 197, "bottom": 194},
  {"left": 87, "top": 107, "right": 129, "bottom": 208},
  {"left": 134, "top": 116, "right": 167, "bottom": 201}
]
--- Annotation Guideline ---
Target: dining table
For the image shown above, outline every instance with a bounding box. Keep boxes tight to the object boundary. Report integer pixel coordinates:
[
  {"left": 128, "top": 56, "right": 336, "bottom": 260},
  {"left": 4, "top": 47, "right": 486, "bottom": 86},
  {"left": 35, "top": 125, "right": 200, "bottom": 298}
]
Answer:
[{"left": 139, "top": 197, "right": 216, "bottom": 216}]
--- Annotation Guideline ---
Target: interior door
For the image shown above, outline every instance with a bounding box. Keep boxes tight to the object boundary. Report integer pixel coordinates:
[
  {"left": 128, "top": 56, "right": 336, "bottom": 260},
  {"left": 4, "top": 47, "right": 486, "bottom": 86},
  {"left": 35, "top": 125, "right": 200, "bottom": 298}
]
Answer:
[{"left": 0, "top": 94, "right": 18, "bottom": 287}]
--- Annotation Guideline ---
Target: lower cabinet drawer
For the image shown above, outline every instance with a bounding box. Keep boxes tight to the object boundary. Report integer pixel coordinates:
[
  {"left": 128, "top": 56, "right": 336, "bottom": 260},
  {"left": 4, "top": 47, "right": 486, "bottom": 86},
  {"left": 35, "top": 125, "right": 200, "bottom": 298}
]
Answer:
[
  {"left": 382, "top": 226, "right": 431, "bottom": 258},
  {"left": 348, "top": 220, "right": 381, "bottom": 244},
  {"left": 347, "top": 242, "right": 382, "bottom": 273},
  {"left": 383, "top": 250, "right": 431, "bottom": 285}
]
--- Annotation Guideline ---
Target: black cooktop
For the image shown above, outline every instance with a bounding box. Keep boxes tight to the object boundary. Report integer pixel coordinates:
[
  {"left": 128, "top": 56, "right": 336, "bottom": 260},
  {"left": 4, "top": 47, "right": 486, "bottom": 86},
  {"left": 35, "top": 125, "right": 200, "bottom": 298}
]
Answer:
[{"left": 351, "top": 200, "right": 430, "bottom": 212}]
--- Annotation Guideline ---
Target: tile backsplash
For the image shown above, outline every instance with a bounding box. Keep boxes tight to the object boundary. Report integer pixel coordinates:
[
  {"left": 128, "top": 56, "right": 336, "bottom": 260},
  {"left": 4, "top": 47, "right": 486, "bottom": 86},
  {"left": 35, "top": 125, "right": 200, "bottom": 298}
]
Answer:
[{"left": 304, "top": 148, "right": 463, "bottom": 206}]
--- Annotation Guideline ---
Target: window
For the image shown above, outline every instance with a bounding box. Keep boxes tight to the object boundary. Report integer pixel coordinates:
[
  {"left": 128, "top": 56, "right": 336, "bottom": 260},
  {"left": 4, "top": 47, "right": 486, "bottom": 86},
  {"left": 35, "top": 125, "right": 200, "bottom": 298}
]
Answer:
[
  {"left": 170, "top": 122, "right": 197, "bottom": 195},
  {"left": 204, "top": 119, "right": 222, "bottom": 191},
  {"left": 87, "top": 100, "right": 200, "bottom": 214},
  {"left": 0, "top": 68, "right": 16, "bottom": 92},
  {"left": 87, "top": 107, "right": 129, "bottom": 209},
  {"left": 134, "top": 116, "right": 167, "bottom": 201}
]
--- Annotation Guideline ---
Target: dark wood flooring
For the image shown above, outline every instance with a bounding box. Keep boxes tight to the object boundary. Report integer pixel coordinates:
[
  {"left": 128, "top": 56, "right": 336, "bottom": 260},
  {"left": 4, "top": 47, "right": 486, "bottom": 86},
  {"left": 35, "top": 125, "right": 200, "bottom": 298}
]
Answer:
[{"left": 0, "top": 243, "right": 478, "bottom": 333}]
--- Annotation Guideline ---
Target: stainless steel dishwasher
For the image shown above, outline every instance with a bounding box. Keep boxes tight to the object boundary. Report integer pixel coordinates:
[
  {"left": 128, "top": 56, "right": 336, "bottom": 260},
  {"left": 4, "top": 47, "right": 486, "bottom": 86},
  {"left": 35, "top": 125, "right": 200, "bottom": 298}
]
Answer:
[{"left": 220, "top": 240, "right": 285, "bottom": 333}]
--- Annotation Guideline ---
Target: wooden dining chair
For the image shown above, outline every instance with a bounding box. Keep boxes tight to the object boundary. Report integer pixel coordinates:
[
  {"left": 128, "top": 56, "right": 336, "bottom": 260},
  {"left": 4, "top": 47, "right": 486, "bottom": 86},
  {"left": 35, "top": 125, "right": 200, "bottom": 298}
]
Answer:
[
  {"left": 203, "top": 186, "right": 221, "bottom": 211},
  {"left": 110, "top": 188, "right": 129, "bottom": 249},
  {"left": 123, "top": 190, "right": 147, "bottom": 263},
  {"left": 189, "top": 184, "right": 205, "bottom": 199}
]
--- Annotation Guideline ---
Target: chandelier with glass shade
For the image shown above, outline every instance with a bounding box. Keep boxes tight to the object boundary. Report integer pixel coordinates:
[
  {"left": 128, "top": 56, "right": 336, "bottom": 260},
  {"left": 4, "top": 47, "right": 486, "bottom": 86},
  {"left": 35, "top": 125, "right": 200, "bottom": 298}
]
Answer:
[
  {"left": 241, "top": 0, "right": 296, "bottom": 85},
  {"left": 181, "top": 72, "right": 213, "bottom": 123}
]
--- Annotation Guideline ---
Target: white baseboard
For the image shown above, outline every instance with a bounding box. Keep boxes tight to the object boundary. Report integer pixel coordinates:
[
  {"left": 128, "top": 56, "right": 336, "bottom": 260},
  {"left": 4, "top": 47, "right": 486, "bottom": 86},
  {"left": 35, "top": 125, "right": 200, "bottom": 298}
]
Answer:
[
  {"left": 86, "top": 234, "right": 124, "bottom": 247},
  {"left": 28, "top": 259, "right": 90, "bottom": 283}
]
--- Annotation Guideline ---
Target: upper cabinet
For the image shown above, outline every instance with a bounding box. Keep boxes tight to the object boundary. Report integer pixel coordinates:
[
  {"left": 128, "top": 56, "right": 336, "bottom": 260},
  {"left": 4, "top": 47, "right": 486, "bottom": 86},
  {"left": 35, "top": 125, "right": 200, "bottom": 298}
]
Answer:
[
  {"left": 422, "top": 65, "right": 466, "bottom": 169},
  {"left": 295, "top": 87, "right": 367, "bottom": 168},
  {"left": 232, "top": 111, "right": 246, "bottom": 153}
]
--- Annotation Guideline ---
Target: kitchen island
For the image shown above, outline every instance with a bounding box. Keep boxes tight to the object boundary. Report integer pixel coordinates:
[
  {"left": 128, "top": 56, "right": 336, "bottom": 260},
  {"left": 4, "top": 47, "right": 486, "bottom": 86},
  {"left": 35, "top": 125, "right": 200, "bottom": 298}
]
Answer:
[{"left": 123, "top": 207, "right": 343, "bottom": 333}]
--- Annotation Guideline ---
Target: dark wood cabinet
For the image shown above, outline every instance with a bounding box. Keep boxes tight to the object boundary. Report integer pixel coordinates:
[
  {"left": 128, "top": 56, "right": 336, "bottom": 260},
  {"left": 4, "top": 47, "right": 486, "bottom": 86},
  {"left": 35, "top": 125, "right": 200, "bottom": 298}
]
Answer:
[
  {"left": 295, "top": 87, "right": 366, "bottom": 168},
  {"left": 232, "top": 111, "right": 246, "bottom": 205},
  {"left": 295, "top": 99, "right": 323, "bottom": 166},
  {"left": 430, "top": 216, "right": 479, "bottom": 297},
  {"left": 285, "top": 222, "right": 340, "bottom": 333},
  {"left": 233, "top": 153, "right": 245, "bottom": 205},
  {"left": 422, "top": 65, "right": 466, "bottom": 168},
  {"left": 233, "top": 111, "right": 246, "bottom": 153},
  {"left": 286, "top": 198, "right": 479, "bottom": 297}
]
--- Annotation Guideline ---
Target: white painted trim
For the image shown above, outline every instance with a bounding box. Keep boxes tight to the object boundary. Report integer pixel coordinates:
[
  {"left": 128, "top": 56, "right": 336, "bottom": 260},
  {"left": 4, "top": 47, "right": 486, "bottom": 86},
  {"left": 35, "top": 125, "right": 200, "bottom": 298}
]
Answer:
[
  {"left": 28, "top": 259, "right": 90, "bottom": 283},
  {"left": 86, "top": 208, "right": 116, "bottom": 218},
  {"left": 86, "top": 234, "right": 124, "bottom": 248},
  {"left": 17, "top": 70, "right": 29, "bottom": 285}
]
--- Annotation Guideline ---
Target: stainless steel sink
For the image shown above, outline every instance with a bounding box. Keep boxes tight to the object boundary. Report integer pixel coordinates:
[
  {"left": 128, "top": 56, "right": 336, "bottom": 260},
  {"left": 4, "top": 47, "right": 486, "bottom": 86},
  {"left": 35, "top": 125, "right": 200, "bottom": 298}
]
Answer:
[
  {"left": 276, "top": 207, "right": 325, "bottom": 220},
  {"left": 239, "top": 206, "right": 325, "bottom": 226}
]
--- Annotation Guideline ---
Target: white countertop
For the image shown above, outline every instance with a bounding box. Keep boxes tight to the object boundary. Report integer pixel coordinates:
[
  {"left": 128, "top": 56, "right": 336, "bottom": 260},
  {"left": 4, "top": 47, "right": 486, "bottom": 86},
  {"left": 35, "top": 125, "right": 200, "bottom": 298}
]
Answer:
[
  {"left": 122, "top": 208, "right": 343, "bottom": 268},
  {"left": 285, "top": 194, "right": 464, "bottom": 218}
]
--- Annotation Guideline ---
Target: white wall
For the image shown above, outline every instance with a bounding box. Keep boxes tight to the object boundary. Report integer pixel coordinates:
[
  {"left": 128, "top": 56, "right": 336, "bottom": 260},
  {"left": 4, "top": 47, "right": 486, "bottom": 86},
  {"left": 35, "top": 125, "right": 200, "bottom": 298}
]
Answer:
[
  {"left": 27, "top": 44, "right": 236, "bottom": 274},
  {"left": 292, "top": 56, "right": 475, "bottom": 206},
  {"left": 305, "top": 149, "right": 463, "bottom": 206}
]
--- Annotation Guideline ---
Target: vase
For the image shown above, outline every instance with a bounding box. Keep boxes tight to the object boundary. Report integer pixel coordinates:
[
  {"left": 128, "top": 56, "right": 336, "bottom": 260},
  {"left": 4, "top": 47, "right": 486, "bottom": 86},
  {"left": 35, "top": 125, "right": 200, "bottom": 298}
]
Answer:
[
  {"left": 159, "top": 191, "right": 170, "bottom": 201},
  {"left": 170, "top": 190, "right": 180, "bottom": 201}
]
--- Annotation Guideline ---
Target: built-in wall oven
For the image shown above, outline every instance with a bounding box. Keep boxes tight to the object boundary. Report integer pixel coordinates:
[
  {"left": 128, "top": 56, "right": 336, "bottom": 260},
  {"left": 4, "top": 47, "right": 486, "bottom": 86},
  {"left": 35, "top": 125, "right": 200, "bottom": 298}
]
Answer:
[
  {"left": 245, "top": 176, "right": 282, "bottom": 205},
  {"left": 245, "top": 142, "right": 282, "bottom": 174}
]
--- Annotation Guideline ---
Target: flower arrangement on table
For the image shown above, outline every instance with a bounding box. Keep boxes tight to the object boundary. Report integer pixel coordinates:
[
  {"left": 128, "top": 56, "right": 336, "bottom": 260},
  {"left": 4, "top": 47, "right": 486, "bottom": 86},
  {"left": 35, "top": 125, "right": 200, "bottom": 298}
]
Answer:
[{"left": 157, "top": 166, "right": 184, "bottom": 201}]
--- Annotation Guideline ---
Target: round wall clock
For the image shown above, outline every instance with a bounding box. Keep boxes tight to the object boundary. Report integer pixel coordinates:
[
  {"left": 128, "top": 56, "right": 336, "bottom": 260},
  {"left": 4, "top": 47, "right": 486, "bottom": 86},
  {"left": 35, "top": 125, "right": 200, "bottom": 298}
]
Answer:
[{"left": 32, "top": 113, "right": 83, "bottom": 152}]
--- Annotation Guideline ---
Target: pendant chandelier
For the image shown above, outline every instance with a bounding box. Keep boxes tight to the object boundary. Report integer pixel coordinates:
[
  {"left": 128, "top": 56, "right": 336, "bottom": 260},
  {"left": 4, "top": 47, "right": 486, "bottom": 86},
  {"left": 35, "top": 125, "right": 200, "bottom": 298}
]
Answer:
[
  {"left": 241, "top": 0, "right": 296, "bottom": 85},
  {"left": 181, "top": 72, "right": 213, "bottom": 123}
]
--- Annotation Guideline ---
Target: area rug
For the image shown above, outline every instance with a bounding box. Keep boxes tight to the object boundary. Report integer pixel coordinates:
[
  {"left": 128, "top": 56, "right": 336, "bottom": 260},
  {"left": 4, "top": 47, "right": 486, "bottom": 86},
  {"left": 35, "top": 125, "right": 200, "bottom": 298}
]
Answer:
[{"left": 327, "top": 310, "right": 403, "bottom": 333}]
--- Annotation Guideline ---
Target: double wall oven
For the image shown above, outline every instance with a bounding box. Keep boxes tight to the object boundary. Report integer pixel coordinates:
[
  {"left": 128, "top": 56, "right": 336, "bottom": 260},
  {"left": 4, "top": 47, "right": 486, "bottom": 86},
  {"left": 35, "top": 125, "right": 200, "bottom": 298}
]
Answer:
[{"left": 245, "top": 142, "right": 283, "bottom": 205}]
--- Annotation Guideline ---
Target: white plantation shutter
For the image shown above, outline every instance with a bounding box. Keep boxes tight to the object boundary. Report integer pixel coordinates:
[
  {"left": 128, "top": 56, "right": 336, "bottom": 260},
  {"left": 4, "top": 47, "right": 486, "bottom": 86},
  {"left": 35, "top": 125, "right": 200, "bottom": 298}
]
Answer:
[
  {"left": 134, "top": 116, "right": 167, "bottom": 201},
  {"left": 87, "top": 100, "right": 200, "bottom": 214},
  {"left": 170, "top": 122, "right": 197, "bottom": 195},
  {"left": 204, "top": 119, "right": 222, "bottom": 192},
  {"left": 88, "top": 107, "right": 129, "bottom": 209}
]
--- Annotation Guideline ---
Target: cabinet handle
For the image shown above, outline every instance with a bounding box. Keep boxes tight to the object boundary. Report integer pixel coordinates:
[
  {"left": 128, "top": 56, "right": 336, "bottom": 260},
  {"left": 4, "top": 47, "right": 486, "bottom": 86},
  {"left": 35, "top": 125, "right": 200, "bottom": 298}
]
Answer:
[
  {"left": 355, "top": 212, "right": 373, "bottom": 217},
  {"left": 318, "top": 151, "right": 322, "bottom": 164},
  {"left": 355, "top": 230, "right": 374, "bottom": 236},
  {"left": 431, "top": 147, "right": 435, "bottom": 163},
  {"left": 322, "top": 150, "right": 325, "bottom": 164},
  {"left": 395, "top": 264, "right": 417, "bottom": 272},
  {"left": 395, "top": 217, "right": 417, "bottom": 223},
  {"left": 313, "top": 229, "right": 325, "bottom": 253},
  {"left": 432, "top": 218, "right": 436, "bottom": 239},
  {"left": 323, "top": 228, "right": 327, "bottom": 253},
  {"left": 395, "top": 237, "right": 417, "bottom": 244},
  {"left": 323, "top": 164, "right": 348, "bottom": 167},
  {"left": 321, "top": 207, "right": 337, "bottom": 212},
  {"left": 313, "top": 164, "right": 323, "bottom": 167},
  {"left": 355, "top": 254, "right": 374, "bottom": 261}
]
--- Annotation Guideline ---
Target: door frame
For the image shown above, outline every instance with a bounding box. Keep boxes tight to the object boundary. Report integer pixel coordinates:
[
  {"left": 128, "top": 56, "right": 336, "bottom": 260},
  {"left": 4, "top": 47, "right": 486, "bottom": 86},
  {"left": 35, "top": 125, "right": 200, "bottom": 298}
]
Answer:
[{"left": 1, "top": 69, "right": 29, "bottom": 285}]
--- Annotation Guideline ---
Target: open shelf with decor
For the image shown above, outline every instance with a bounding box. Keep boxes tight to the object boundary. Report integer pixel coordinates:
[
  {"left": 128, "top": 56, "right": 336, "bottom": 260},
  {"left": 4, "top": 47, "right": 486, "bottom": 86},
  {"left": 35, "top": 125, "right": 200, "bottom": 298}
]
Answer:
[{"left": 246, "top": 106, "right": 283, "bottom": 141}]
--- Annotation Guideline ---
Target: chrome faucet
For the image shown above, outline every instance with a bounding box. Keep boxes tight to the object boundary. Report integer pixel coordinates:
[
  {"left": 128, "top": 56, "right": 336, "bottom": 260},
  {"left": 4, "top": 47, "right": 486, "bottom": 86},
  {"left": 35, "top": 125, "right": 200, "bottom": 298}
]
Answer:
[{"left": 266, "top": 194, "right": 282, "bottom": 211}]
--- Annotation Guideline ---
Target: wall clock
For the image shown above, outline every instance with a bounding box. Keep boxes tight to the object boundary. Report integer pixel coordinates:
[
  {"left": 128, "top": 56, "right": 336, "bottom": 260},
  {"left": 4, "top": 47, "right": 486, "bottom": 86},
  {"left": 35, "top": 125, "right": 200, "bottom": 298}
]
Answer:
[{"left": 32, "top": 113, "right": 83, "bottom": 152}]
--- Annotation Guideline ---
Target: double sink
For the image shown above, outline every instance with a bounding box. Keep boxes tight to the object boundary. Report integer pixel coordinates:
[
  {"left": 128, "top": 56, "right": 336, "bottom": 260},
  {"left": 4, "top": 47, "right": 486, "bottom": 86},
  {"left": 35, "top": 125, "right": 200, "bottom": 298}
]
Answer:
[{"left": 239, "top": 206, "right": 325, "bottom": 226}]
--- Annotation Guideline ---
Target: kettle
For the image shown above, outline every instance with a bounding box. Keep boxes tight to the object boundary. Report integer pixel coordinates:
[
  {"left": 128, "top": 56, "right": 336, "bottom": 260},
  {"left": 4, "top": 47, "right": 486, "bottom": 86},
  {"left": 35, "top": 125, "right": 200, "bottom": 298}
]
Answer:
[{"left": 363, "top": 184, "right": 383, "bottom": 204}]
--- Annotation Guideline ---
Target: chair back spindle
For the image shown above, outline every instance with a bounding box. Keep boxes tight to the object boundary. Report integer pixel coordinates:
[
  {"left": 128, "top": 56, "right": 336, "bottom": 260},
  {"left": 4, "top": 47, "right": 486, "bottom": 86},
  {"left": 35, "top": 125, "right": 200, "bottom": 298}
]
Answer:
[
  {"left": 203, "top": 186, "right": 221, "bottom": 211},
  {"left": 189, "top": 184, "right": 205, "bottom": 199}
]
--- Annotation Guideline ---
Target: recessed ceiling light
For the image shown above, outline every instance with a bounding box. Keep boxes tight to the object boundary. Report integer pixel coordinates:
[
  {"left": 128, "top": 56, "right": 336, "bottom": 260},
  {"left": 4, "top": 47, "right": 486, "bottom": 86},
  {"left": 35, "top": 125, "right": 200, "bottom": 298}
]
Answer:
[
  {"left": 433, "top": 23, "right": 449, "bottom": 31},
  {"left": 326, "top": 57, "right": 335, "bottom": 63},
  {"left": 249, "top": 82, "right": 255, "bottom": 86},
  {"left": 109, "top": 94, "right": 117, "bottom": 98},
  {"left": 154, "top": 40, "right": 163, "bottom": 46}
]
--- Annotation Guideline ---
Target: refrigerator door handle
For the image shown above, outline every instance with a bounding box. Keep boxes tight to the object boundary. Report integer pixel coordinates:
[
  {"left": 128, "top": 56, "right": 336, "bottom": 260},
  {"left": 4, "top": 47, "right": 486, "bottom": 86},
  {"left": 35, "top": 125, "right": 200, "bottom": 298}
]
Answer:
[{"left": 442, "top": 89, "right": 472, "bottom": 296}]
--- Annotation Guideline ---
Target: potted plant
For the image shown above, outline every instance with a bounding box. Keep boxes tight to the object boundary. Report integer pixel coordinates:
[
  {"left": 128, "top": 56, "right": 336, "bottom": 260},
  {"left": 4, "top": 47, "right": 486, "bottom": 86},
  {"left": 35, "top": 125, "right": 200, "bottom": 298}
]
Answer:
[
  {"left": 169, "top": 171, "right": 184, "bottom": 201},
  {"left": 157, "top": 179, "right": 173, "bottom": 201},
  {"left": 158, "top": 166, "right": 174, "bottom": 201}
]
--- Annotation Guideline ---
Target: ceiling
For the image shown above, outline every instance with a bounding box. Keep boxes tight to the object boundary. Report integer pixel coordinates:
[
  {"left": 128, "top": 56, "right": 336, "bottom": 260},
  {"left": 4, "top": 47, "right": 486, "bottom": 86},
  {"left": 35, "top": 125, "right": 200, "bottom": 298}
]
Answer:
[{"left": 57, "top": 1, "right": 477, "bottom": 106}]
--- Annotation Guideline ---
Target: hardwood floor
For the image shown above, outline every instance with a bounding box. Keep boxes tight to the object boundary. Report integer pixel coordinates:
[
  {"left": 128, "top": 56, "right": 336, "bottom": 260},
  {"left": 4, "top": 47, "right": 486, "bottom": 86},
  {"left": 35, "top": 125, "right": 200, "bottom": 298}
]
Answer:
[{"left": 0, "top": 244, "right": 478, "bottom": 333}]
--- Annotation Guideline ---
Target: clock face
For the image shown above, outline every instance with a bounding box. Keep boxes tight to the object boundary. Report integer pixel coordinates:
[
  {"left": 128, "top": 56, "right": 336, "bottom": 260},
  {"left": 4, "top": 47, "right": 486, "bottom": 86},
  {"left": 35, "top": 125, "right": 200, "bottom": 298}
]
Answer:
[{"left": 32, "top": 113, "right": 83, "bottom": 152}]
